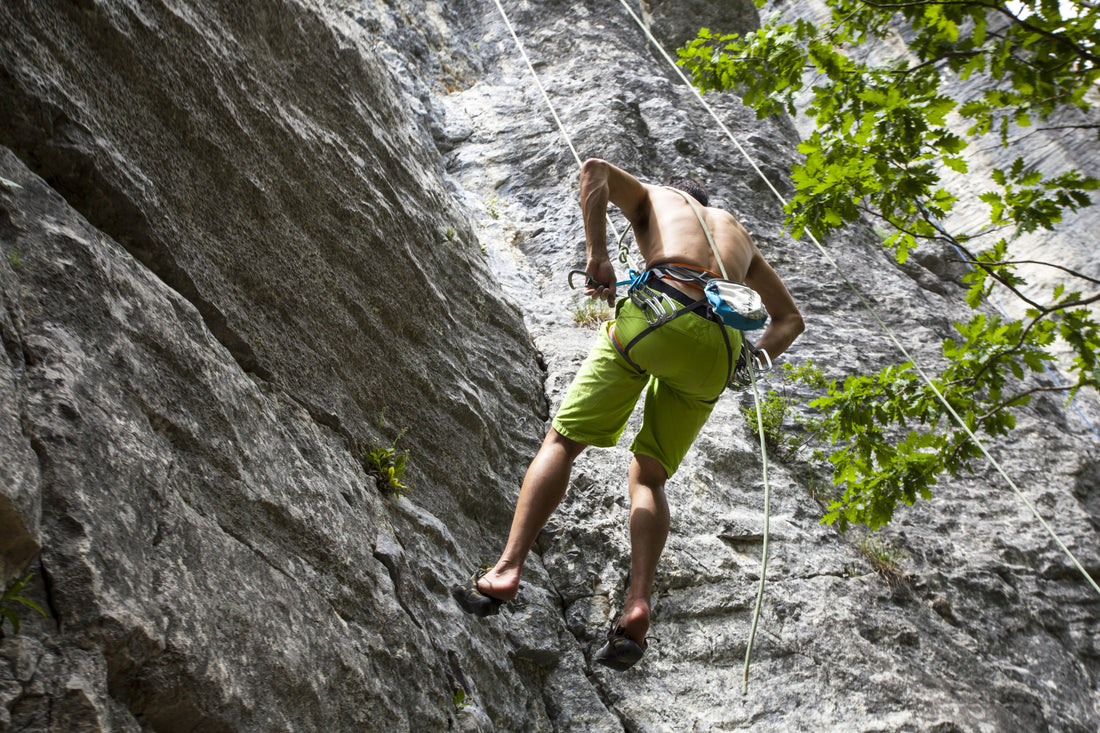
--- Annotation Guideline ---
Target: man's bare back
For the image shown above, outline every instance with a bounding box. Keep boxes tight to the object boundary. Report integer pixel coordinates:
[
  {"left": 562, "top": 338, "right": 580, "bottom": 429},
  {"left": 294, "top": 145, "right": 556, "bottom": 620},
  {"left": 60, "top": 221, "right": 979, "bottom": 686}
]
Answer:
[
  {"left": 633, "top": 184, "right": 754, "bottom": 287},
  {"left": 578, "top": 158, "right": 803, "bottom": 362}
]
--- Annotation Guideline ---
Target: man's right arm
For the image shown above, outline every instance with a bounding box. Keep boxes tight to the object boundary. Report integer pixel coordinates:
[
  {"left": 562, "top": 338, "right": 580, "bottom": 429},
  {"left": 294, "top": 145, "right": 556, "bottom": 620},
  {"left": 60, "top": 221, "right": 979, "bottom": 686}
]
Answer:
[{"left": 579, "top": 159, "right": 649, "bottom": 303}]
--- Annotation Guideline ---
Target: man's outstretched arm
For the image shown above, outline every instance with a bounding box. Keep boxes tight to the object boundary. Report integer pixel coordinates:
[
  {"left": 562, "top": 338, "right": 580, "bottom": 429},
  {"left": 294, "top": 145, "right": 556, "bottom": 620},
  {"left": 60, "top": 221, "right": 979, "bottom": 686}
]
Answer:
[{"left": 744, "top": 248, "right": 804, "bottom": 360}]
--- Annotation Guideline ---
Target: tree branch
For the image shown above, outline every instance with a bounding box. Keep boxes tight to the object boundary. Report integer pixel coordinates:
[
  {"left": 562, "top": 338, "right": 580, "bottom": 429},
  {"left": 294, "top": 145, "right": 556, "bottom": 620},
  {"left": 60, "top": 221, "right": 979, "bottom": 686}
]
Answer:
[
  {"left": 948, "top": 240, "right": 1047, "bottom": 310},
  {"left": 950, "top": 258, "right": 1100, "bottom": 286},
  {"left": 979, "top": 383, "right": 1081, "bottom": 420},
  {"left": 891, "top": 50, "right": 984, "bottom": 78}
]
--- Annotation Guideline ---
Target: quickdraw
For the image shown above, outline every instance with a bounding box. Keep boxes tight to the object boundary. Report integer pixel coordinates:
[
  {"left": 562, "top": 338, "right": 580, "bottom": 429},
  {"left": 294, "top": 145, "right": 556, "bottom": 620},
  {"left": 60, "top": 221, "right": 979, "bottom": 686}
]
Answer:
[{"left": 729, "top": 342, "right": 773, "bottom": 391}]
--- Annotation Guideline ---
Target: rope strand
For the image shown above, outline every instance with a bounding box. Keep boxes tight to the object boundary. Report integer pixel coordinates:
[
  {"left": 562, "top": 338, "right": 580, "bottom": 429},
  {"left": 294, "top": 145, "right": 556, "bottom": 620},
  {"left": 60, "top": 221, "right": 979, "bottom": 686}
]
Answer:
[
  {"left": 743, "top": 356, "right": 771, "bottom": 695},
  {"left": 490, "top": 0, "right": 632, "bottom": 259}
]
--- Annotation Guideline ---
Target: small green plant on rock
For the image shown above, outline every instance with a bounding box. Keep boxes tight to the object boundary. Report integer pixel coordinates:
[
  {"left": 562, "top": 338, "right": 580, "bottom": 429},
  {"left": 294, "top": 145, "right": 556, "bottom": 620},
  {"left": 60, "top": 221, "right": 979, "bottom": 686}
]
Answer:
[
  {"left": 858, "top": 536, "right": 909, "bottom": 588},
  {"left": 572, "top": 298, "right": 611, "bottom": 328},
  {"left": 1, "top": 573, "right": 47, "bottom": 637},
  {"left": 453, "top": 688, "right": 470, "bottom": 714},
  {"left": 742, "top": 360, "right": 826, "bottom": 457},
  {"left": 363, "top": 425, "right": 410, "bottom": 498}
]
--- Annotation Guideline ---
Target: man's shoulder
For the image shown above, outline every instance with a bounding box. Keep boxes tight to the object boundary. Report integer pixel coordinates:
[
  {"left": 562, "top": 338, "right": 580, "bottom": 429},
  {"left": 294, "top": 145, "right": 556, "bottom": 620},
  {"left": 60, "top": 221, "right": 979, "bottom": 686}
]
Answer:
[{"left": 708, "top": 205, "right": 747, "bottom": 228}]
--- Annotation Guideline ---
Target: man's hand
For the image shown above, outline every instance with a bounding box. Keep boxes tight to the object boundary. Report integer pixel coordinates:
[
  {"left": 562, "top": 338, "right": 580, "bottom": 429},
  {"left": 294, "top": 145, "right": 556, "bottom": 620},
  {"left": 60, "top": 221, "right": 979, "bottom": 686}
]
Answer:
[{"left": 584, "top": 257, "right": 618, "bottom": 306}]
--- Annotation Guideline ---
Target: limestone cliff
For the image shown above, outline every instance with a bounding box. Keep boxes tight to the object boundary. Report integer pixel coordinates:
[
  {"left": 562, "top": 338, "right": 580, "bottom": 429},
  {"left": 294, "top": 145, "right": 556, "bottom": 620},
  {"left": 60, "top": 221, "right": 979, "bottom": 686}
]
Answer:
[{"left": 1, "top": 1, "right": 1097, "bottom": 731}]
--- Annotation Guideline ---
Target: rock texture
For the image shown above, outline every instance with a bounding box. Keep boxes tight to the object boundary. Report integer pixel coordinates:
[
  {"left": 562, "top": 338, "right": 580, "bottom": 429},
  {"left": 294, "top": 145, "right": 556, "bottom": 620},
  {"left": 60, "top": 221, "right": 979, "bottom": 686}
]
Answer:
[
  {"left": 1, "top": 1, "right": 545, "bottom": 730},
  {"left": 1, "top": 0, "right": 1098, "bottom": 732}
]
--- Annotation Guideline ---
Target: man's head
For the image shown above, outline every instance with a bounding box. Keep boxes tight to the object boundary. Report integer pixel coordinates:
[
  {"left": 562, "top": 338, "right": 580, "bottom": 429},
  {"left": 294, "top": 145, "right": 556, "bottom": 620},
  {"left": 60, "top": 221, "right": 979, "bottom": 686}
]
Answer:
[{"left": 662, "top": 175, "right": 709, "bottom": 206}]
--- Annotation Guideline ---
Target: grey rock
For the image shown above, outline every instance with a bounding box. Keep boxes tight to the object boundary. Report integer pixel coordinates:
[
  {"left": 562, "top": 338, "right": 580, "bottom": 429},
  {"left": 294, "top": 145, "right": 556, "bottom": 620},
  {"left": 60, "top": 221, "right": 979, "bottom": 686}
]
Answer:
[
  {"left": 0, "top": 0, "right": 1097, "bottom": 731},
  {"left": 0, "top": 250, "right": 41, "bottom": 588},
  {"left": 640, "top": 0, "right": 761, "bottom": 56}
]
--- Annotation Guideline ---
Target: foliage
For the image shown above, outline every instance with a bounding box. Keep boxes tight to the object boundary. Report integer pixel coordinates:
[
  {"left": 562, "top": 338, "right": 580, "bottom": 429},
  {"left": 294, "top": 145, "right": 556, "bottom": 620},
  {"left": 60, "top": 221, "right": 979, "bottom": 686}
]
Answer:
[
  {"left": 858, "top": 535, "right": 909, "bottom": 587},
  {"left": 744, "top": 391, "right": 790, "bottom": 450},
  {"left": 572, "top": 297, "right": 611, "bottom": 328},
  {"left": 1, "top": 573, "right": 47, "bottom": 637},
  {"left": 453, "top": 687, "right": 470, "bottom": 714},
  {"left": 812, "top": 306, "right": 1099, "bottom": 528},
  {"left": 742, "top": 360, "right": 826, "bottom": 457},
  {"left": 363, "top": 422, "right": 410, "bottom": 498},
  {"left": 679, "top": 0, "right": 1100, "bottom": 528}
]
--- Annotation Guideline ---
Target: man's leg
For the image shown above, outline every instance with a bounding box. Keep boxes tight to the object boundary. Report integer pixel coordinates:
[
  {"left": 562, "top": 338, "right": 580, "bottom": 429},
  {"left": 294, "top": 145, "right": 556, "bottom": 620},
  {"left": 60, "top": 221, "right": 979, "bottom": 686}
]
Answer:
[
  {"left": 477, "top": 427, "right": 587, "bottom": 601},
  {"left": 619, "top": 453, "right": 669, "bottom": 643}
]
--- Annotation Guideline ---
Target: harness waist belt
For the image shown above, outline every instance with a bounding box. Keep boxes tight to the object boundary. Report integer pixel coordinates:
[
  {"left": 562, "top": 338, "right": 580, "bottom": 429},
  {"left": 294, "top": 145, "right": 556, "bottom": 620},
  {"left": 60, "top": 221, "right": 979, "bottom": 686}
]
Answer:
[
  {"left": 640, "top": 275, "right": 716, "bottom": 321},
  {"left": 648, "top": 276, "right": 700, "bottom": 307}
]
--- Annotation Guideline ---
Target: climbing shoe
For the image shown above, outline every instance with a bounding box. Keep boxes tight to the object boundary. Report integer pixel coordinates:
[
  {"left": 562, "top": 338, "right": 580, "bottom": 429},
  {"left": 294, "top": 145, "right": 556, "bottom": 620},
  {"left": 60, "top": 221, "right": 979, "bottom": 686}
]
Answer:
[
  {"left": 593, "top": 625, "right": 647, "bottom": 671},
  {"left": 451, "top": 569, "right": 506, "bottom": 618}
]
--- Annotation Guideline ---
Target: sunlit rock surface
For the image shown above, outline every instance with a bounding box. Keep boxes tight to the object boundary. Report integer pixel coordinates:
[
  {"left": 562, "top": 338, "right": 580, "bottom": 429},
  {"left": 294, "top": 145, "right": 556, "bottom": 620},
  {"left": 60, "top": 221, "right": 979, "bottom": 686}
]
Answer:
[{"left": 1, "top": 0, "right": 1097, "bottom": 730}]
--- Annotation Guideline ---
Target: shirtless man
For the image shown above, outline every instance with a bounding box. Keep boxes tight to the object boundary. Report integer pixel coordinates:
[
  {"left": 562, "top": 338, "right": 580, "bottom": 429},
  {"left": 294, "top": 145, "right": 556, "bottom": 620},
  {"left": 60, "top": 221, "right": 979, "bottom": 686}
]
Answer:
[{"left": 453, "top": 158, "right": 804, "bottom": 670}]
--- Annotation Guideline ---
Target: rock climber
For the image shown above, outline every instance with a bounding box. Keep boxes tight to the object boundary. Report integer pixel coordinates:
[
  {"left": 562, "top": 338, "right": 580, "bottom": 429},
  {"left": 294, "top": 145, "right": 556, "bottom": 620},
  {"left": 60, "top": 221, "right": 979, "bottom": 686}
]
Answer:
[{"left": 453, "top": 158, "right": 804, "bottom": 670}]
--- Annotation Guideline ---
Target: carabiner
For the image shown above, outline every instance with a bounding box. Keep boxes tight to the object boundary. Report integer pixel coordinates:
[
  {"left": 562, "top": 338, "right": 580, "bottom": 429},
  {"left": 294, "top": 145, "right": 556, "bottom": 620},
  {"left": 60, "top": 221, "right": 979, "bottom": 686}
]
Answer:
[{"left": 568, "top": 269, "right": 600, "bottom": 290}]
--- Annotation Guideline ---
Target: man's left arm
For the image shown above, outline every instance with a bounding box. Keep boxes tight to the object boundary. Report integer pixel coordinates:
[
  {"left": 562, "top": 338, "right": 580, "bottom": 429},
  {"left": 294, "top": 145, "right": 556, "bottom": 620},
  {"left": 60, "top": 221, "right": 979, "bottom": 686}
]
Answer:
[{"left": 744, "top": 248, "right": 804, "bottom": 360}]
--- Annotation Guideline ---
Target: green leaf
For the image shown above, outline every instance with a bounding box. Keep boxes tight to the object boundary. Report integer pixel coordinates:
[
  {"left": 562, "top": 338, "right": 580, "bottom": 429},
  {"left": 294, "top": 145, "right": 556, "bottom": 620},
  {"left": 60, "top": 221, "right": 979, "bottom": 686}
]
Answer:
[
  {"left": 9, "top": 596, "right": 45, "bottom": 618},
  {"left": 1, "top": 607, "right": 19, "bottom": 635}
]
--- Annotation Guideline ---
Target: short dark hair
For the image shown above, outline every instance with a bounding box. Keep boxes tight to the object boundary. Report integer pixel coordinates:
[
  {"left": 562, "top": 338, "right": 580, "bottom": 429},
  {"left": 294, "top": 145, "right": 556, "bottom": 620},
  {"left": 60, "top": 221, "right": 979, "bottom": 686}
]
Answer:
[{"left": 662, "top": 175, "right": 709, "bottom": 206}]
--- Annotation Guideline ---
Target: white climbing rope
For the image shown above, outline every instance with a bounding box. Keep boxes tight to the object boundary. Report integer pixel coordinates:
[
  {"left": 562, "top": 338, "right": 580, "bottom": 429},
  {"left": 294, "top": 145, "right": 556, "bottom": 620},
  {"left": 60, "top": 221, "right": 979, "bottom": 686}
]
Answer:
[
  {"left": 490, "top": 0, "right": 640, "bottom": 271},
  {"left": 743, "top": 358, "right": 771, "bottom": 695},
  {"left": 612, "top": 0, "right": 1100, "bottom": 606}
]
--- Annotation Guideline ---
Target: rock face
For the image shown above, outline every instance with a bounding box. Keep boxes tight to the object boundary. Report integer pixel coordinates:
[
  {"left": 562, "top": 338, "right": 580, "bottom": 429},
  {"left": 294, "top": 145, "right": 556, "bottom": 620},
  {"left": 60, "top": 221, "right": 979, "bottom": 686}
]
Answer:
[
  {"left": 1, "top": 1, "right": 545, "bottom": 730},
  {"left": 641, "top": 0, "right": 760, "bottom": 51},
  {"left": 0, "top": 1, "right": 1097, "bottom": 732}
]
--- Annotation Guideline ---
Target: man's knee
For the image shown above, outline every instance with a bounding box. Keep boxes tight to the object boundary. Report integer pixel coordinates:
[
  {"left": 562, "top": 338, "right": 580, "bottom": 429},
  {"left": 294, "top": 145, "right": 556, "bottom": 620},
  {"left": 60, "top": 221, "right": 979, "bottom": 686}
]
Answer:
[
  {"left": 632, "top": 453, "right": 668, "bottom": 487},
  {"left": 546, "top": 427, "right": 588, "bottom": 461}
]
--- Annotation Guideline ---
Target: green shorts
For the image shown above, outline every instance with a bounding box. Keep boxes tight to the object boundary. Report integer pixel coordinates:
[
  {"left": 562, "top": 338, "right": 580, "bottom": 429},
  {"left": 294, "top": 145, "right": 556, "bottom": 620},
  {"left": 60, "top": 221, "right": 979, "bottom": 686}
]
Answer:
[{"left": 552, "top": 296, "right": 741, "bottom": 477}]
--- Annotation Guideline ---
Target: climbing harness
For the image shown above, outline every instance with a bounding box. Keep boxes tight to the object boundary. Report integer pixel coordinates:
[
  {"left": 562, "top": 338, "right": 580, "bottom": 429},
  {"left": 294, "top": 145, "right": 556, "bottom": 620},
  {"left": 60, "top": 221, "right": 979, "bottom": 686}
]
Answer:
[
  {"left": 570, "top": 264, "right": 742, "bottom": 395},
  {"left": 614, "top": 271, "right": 733, "bottom": 401},
  {"left": 661, "top": 187, "right": 773, "bottom": 390}
]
